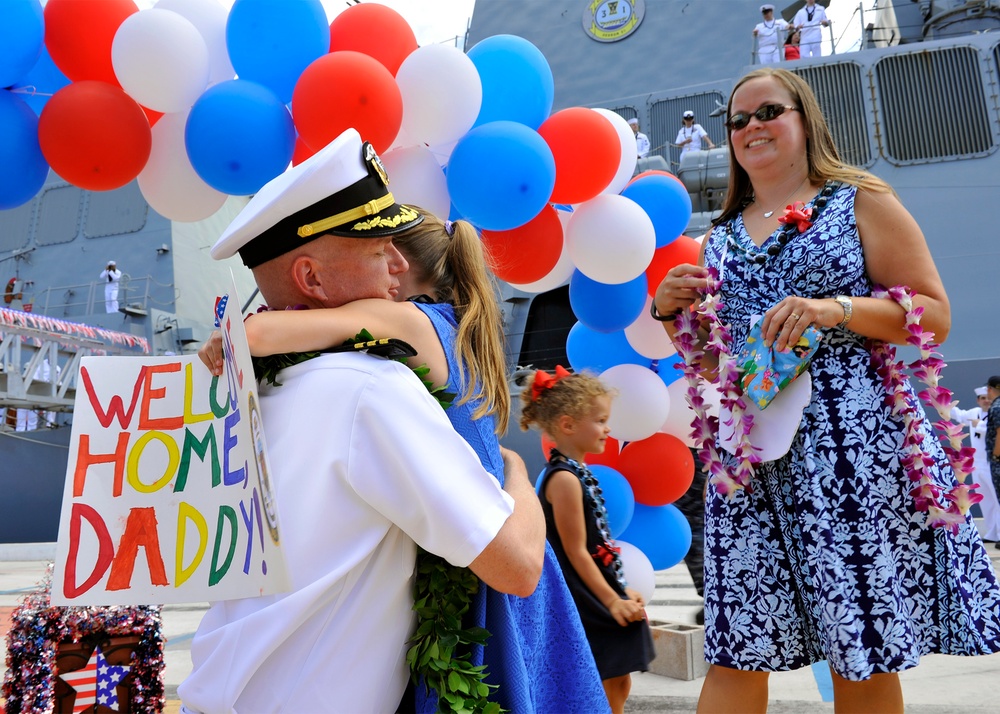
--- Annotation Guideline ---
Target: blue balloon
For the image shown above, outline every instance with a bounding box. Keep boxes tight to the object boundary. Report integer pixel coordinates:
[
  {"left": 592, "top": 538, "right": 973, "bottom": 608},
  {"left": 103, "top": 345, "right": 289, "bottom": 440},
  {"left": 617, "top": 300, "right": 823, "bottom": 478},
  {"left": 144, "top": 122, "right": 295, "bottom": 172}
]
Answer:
[
  {"left": 0, "top": 0, "right": 44, "bottom": 88},
  {"left": 569, "top": 270, "right": 646, "bottom": 333},
  {"left": 618, "top": 503, "right": 692, "bottom": 571},
  {"left": 447, "top": 121, "right": 555, "bottom": 231},
  {"left": 468, "top": 34, "right": 554, "bottom": 129},
  {"left": 566, "top": 322, "right": 649, "bottom": 374},
  {"left": 8, "top": 47, "right": 70, "bottom": 116},
  {"left": 226, "top": 0, "right": 329, "bottom": 104},
  {"left": 0, "top": 90, "right": 48, "bottom": 210},
  {"left": 652, "top": 353, "right": 685, "bottom": 389},
  {"left": 185, "top": 80, "right": 295, "bottom": 196},
  {"left": 590, "top": 465, "right": 635, "bottom": 539},
  {"left": 621, "top": 173, "right": 693, "bottom": 248}
]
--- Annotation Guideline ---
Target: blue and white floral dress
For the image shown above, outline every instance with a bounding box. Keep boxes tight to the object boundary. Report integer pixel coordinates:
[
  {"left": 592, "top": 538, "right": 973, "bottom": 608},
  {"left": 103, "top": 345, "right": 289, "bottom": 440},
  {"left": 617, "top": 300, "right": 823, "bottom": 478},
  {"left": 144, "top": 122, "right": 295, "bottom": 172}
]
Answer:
[{"left": 700, "top": 183, "right": 1000, "bottom": 680}]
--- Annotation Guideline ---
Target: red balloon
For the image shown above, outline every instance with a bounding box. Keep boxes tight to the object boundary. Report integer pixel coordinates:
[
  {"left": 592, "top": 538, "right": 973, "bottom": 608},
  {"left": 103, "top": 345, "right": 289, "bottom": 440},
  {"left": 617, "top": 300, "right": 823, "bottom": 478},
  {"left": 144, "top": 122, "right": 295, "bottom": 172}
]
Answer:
[
  {"left": 538, "top": 107, "right": 620, "bottom": 204},
  {"left": 293, "top": 51, "right": 402, "bottom": 154},
  {"left": 617, "top": 433, "right": 694, "bottom": 506},
  {"left": 329, "top": 4, "right": 418, "bottom": 76},
  {"left": 628, "top": 169, "right": 685, "bottom": 188},
  {"left": 45, "top": 0, "right": 138, "bottom": 84},
  {"left": 481, "top": 205, "right": 562, "bottom": 284},
  {"left": 645, "top": 236, "right": 702, "bottom": 297},
  {"left": 39, "top": 81, "right": 151, "bottom": 192},
  {"left": 292, "top": 135, "right": 317, "bottom": 167}
]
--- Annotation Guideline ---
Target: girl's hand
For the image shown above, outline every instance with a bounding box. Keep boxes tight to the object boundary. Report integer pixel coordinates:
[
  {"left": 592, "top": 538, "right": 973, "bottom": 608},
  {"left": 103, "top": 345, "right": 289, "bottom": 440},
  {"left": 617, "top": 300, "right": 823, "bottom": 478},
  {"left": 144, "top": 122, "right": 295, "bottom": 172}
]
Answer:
[
  {"left": 625, "top": 587, "right": 646, "bottom": 608},
  {"left": 198, "top": 331, "right": 224, "bottom": 376},
  {"left": 760, "top": 296, "right": 845, "bottom": 353},
  {"left": 607, "top": 596, "right": 645, "bottom": 626},
  {"left": 653, "top": 263, "right": 711, "bottom": 319}
]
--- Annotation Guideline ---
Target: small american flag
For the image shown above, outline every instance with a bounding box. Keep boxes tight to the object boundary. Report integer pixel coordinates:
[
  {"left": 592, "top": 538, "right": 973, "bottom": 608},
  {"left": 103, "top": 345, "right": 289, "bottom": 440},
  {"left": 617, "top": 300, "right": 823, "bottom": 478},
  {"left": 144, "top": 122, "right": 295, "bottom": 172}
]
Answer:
[{"left": 59, "top": 644, "right": 131, "bottom": 712}]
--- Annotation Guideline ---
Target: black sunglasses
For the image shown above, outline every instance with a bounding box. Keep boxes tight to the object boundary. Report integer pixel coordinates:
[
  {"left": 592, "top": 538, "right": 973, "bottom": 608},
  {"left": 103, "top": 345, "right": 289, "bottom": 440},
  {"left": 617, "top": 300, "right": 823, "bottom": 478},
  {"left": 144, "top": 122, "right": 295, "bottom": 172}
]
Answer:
[{"left": 726, "top": 104, "right": 798, "bottom": 130}]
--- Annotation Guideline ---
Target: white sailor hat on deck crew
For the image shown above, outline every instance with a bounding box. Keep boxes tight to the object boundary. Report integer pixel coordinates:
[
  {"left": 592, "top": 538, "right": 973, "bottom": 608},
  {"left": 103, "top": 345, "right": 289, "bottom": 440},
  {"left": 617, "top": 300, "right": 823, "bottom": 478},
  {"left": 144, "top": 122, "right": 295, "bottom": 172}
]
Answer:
[
  {"left": 211, "top": 128, "right": 422, "bottom": 269},
  {"left": 761, "top": 4, "right": 775, "bottom": 12},
  {"left": 975, "top": 386, "right": 988, "bottom": 397}
]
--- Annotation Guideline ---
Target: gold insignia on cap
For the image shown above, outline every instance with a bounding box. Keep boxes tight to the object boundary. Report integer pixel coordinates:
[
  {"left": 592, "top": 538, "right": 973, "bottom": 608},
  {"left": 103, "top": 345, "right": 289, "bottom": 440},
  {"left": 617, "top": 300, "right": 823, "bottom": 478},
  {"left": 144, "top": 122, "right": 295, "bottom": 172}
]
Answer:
[
  {"left": 365, "top": 142, "right": 390, "bottom": 187},
  {"left": 352, "top": 204, "right": 420, "bottom": 231}
]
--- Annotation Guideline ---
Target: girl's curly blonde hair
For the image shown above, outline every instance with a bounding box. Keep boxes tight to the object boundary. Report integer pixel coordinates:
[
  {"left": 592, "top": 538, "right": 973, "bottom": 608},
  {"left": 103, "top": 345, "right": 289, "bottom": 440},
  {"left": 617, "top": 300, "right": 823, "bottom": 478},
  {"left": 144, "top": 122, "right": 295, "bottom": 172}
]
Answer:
[{"left": 518, "top": 369, "right": 611, "bottom": 435}]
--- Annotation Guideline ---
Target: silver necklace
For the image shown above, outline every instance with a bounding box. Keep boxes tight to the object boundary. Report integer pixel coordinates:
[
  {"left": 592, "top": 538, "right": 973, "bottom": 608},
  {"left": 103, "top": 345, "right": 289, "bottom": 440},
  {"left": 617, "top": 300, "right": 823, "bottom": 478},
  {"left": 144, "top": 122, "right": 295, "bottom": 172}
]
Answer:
[{"left": 757, "top": 176, "right": 808, "bottom": 218}]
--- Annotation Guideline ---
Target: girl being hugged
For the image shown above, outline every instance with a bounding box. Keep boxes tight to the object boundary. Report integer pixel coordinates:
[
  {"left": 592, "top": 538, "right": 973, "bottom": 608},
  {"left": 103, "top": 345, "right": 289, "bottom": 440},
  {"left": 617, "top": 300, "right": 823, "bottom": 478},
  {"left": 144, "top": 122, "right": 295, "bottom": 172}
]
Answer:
[{"left": 520, "top": 368, "right": 655, "bottom": 714}]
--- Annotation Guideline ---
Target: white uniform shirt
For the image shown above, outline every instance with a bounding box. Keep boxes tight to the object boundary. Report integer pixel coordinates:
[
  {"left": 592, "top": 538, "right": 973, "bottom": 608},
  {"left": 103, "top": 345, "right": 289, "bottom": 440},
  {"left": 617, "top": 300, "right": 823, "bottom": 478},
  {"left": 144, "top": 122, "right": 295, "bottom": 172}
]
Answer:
[
  {"left": 793, "top": 4, "right": 828, "bottom": 57},
  {"left": 952, "top": 405, "right": 1000, "bottom": 541},
  {"left": 635, "top": 131, "right": 650, "bottom": 158},
  {"left": 179, "top": 353, "right": 514, "bottom": 713},
  {"left": 676, "top": 123, "right": 711, "bottom": 160},
  {"left": 755, "top": 18, "right": 789, "bottom": 63}
]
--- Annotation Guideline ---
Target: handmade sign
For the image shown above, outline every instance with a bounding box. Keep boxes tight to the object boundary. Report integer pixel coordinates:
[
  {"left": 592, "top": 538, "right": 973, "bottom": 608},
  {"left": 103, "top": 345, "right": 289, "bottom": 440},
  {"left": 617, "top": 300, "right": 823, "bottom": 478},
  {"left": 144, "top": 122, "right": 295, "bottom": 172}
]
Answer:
[{"left": 52, "top": 277, "right": 288, "bottom": 606}]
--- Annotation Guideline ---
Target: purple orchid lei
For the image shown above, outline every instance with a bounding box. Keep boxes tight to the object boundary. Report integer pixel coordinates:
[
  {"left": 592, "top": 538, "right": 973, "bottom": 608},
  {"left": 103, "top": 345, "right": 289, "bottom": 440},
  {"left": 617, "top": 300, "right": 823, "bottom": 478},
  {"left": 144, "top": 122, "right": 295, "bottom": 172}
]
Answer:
[
  {"left": 870, "top": 284, "right": 980, "bottom": 533},
  {"left": 673, "top": 277, "right": 980, "bottom": 530},
  {"left": 673, "top": 267, "right": 761, "bottom": 498}
]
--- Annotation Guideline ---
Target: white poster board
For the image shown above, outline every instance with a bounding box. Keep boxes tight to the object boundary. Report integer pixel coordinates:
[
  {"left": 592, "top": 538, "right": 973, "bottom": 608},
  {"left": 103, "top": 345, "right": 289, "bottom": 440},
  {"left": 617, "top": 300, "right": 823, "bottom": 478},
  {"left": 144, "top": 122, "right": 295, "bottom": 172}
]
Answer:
[{"left": 52, "top": 278, "right": 289, "bottom": 605}]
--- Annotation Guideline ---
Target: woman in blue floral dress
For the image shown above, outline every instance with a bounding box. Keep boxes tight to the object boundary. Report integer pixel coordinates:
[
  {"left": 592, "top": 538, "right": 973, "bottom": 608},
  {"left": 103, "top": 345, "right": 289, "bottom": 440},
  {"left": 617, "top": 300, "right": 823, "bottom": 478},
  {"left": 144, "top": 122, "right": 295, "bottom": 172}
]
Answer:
[{"left": 652, "top": 68, "right": 1000, "bottom": 713}]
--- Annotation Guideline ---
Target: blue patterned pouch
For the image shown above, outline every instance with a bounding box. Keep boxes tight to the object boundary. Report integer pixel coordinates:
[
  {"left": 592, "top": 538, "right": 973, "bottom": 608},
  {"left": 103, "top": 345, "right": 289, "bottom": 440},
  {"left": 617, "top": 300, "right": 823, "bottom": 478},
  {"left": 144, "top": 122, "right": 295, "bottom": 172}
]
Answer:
[{"left": 738, "top": 319, "right": 822, "bottom": 410}]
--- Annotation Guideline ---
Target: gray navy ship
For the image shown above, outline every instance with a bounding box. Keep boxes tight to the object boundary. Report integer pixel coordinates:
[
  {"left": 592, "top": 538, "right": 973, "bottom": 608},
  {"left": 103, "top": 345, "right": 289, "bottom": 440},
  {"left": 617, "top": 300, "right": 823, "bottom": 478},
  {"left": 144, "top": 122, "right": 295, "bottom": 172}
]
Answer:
[{"left": 2, "top": 0, "right": 998, "bottom": 541}]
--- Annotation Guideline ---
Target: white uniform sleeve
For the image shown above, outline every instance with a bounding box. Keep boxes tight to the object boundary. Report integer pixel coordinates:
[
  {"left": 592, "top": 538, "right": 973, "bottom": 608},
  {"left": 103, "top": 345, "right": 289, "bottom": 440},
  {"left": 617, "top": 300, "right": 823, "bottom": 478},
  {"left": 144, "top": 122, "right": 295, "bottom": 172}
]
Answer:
[{"left": 348, "top": 362, "right": 514, "bottom": 568}]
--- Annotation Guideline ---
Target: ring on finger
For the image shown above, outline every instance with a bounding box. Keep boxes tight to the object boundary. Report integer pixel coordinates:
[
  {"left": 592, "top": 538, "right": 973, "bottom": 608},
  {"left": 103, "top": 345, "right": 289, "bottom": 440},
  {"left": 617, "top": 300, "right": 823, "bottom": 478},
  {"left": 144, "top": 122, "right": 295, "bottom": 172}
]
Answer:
[{"left": 789, "top": 313, "right": 800, "bottom": 321}]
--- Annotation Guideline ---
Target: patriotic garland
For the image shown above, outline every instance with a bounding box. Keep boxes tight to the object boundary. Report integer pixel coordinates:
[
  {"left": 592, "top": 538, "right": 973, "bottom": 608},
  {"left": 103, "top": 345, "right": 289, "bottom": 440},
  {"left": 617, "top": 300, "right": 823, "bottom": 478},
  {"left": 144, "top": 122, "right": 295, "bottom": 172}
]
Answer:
[
  {"left": 2, "top": 566, "right": 164, "bottom": 713},
  {"left": 0, "top": 306, "right": 150, "bottom": 353}
]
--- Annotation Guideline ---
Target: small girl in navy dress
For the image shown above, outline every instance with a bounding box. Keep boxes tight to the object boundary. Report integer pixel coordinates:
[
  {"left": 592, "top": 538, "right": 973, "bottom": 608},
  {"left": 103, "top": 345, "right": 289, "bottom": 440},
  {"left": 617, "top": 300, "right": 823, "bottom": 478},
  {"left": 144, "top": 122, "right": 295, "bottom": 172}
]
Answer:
[{"left": 520, "top": 367, "right": 655, "bottom": 714}]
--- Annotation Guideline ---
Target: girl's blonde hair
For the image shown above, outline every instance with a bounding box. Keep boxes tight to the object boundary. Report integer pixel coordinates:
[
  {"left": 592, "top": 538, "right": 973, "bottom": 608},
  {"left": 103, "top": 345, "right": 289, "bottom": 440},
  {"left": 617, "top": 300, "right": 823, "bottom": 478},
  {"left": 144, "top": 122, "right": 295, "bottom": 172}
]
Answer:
[
  {"left": 393, "top": 209, "right": 510, "bottom": 433},
  {"left": 518, "top": 369, "right": 610, "bottom": 435},
  {"left": 716, "top": 67, "right": 893, "bottom": 226}
]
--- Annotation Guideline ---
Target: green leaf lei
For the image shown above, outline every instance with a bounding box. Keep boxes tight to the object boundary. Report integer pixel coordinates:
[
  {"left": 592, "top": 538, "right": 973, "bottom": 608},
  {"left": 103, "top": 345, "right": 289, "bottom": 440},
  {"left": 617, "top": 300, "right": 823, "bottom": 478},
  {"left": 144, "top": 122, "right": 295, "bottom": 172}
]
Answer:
[{"left": 252, "top": 329, "right": 499, "bottom": 713}]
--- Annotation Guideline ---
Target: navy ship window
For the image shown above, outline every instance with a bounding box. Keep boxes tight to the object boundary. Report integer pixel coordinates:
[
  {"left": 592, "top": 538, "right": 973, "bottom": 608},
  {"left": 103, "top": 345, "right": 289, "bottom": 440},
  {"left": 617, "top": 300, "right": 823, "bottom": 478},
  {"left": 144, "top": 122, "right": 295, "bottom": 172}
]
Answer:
[
  {"left": 875, "top": 46, "right": 992, "bottom": 163},
  {"left": 85, "top": 181, "right": 148, "bottom": 238},
  {"left": 0, "top": 201, "right": 34, "bottom": 253},
  {"left": 792, "top": 63, "right": 873, "bottom": 168},
  {"left": 36, "top": 185, "right": 82, "bottom": 246}
]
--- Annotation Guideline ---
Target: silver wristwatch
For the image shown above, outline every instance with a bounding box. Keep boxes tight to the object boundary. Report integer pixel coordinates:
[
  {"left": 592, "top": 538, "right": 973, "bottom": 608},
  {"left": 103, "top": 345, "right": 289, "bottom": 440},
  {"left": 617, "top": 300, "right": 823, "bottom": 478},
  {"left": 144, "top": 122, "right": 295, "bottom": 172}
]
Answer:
[{"left": 834, "top": 295, "right": 853, "bottom": 329}]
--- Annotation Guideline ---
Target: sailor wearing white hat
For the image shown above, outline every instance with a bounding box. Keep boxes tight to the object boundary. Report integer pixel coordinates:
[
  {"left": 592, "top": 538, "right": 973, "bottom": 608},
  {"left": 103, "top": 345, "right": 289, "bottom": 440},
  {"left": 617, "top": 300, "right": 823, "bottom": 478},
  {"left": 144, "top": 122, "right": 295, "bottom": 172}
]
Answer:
[
  {"left": 179, "top": 129, "right": 542, "bottom": 714},
  {"left": 753, "top": 3, "right": 789, "bottom": 64},
  {"left": 99, "top": 259, "right": 121, "bottom": 313},
  {"left": 627, "top": 116, "right": 651, "bottom": 158}
]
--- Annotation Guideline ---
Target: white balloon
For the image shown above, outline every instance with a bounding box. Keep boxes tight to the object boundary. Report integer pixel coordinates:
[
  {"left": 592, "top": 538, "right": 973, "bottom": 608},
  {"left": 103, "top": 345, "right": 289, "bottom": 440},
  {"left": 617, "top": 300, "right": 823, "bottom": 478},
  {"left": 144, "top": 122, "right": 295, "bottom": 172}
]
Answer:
[
  {"left": 397, "top": 44, "right": 482, "bottom": 148},
  {"left": 616, "top": 540, "right": 655, "bottom": 604},
  {"left": 112, "top": 9, "right": 210, "bottom": 113},
  {"left": 566, "top": 194, "right": 656, "bottom": 284},
  {"left": 593, "top": 108, "right": 639, "bottom": 196},
  {"left": 509, "top": 209, "right": 575, "bottom": 293},
  {"left": 601, "top": 363, "right": 671, "bottom": 442},
  {"left": 381, "top": 145, "right": 451, "bottom": 220},
  {"left": 138, "top": 111, "right": 228, "bottom": 222},
  {"left": 660, "top": 377, "right": 722, "bottom": 446},
  {"left": 626, "top": 296, "right": 678, "bottom": 359},
  {"left": 155, "top": 0, "right": 235, "bottom": 86}
]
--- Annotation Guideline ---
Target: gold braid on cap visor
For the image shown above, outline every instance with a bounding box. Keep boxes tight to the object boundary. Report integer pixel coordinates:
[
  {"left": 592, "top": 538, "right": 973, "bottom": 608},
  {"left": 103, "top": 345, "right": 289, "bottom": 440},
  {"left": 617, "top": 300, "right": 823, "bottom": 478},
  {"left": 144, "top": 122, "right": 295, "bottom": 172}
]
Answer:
[{"left": 297, "top": 192, "right": 402, "bottom": 237}]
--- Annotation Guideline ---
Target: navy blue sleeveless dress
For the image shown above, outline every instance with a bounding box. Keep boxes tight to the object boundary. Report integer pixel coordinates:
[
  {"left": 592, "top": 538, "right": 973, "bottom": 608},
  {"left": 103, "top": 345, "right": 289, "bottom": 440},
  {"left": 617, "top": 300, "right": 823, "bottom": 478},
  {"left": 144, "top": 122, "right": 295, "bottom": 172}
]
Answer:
[
  {"left": 538, "top": 450, "right": 655, "bottom": 680},
  {"left": 413, "top": 301, "right": 608, "bottom": 713},
  {"left": 700, "top": 183, "right": 1000, "bottom": 679}
]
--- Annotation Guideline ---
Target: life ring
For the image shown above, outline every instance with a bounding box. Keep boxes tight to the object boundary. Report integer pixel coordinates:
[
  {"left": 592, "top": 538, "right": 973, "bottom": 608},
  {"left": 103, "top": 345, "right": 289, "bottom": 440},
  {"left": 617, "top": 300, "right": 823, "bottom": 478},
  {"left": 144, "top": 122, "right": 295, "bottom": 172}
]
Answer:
[{"left": 4, "top": 278, "right": 17, "bottom": 304}]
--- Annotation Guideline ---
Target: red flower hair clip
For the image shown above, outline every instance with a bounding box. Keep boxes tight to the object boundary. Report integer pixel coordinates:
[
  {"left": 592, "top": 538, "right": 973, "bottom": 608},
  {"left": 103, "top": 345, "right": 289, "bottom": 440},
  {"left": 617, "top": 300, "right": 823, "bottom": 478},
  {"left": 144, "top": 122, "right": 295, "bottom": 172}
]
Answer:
[
  {"left": 531, "top": 365, "right": 572, "bottom": 401},
  {"left": 778, "top": 201, "right": 814, "bottom": 233}
]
